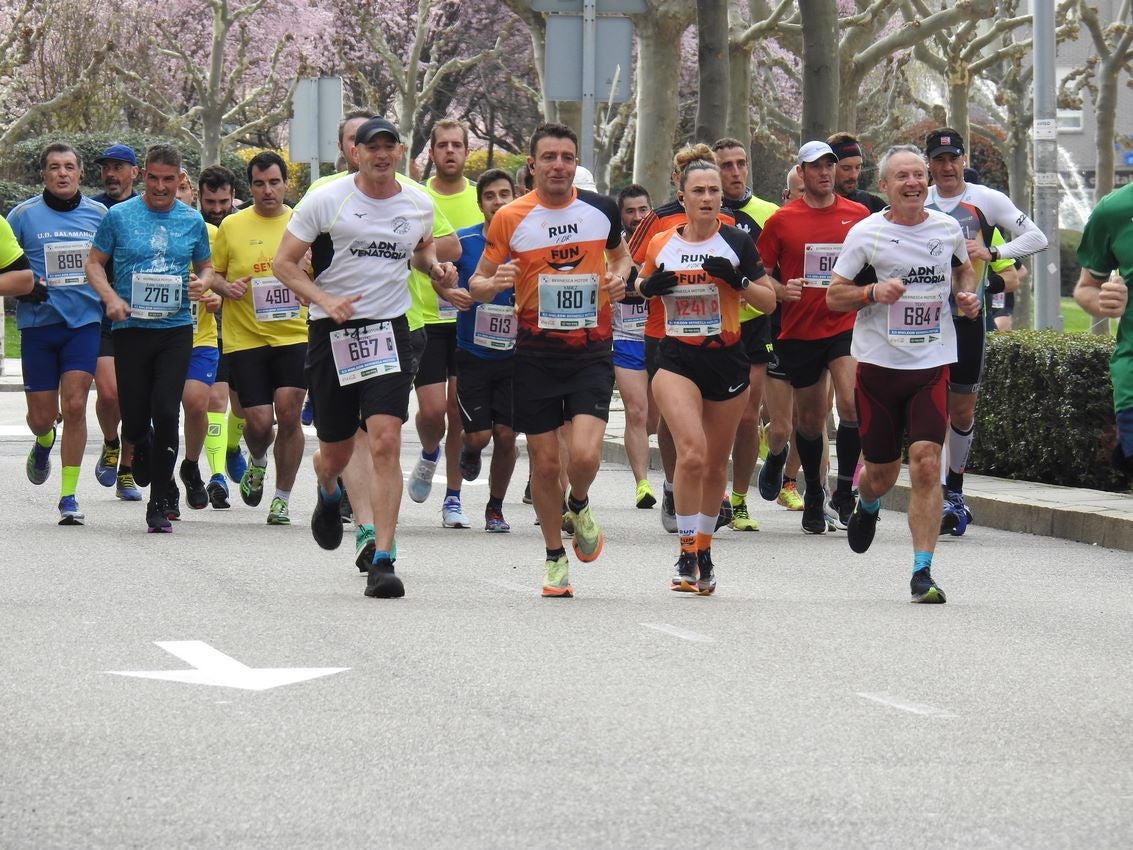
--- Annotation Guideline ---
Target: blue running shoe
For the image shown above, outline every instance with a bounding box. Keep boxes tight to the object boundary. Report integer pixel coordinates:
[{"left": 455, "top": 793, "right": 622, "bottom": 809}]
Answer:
[
  {"left": 207, "top": 474, "right": 231, "bottom": 509},
  {"left": 95, "top": 440, "right": 119, "bottom": 488},
  {"left": 226, "top": 448, "right": 247, "bottom": 484},
  {"left": 116, "top": 473, "right": 143, "bottom": 501},
  {"left": 301, "top": 395, "right": 314, "bottom": 427},
  {"left": 26, "top": 427, "right": 55, "bottom": 485},
  {"left": 58, "top": 495, "right": 84, "bottom": 526},
  {"left": 940, "top": 489, "right": 969, "bottom": 537}
]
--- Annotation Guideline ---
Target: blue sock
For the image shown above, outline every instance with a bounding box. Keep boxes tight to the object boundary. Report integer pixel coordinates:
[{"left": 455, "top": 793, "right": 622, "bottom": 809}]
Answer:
[
  {"left": 422, "top": 446, "right": 440, "bottom": 463},
  {"left": 445, "top": 488, "right": 460, "bottom": 500},
  {"left": 372, "top": 549, "right": 392, "bottom": 565},
  {"left": 913, "top": 551, "right": 933, "bottom": 574},
  {"left": 859, "top": 496, "right": 881, "bottom": 515},
  {"left": 319, "top": 483, "right": 342, "bottom": 503}
]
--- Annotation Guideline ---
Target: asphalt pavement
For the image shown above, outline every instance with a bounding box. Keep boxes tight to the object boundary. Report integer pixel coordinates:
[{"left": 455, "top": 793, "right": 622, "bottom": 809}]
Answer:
[{"left": 1, "top": 384, "right": 1132, "bottom": 848}]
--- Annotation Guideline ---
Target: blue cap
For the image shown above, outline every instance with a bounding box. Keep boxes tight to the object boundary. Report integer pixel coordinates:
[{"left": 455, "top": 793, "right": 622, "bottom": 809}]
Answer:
[{"left": 95, "top": 144, "right": 137, "bottom": 166}]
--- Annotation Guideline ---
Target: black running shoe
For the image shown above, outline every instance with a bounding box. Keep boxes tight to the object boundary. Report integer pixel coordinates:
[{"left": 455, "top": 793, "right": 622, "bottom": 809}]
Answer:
[
  {"left": 715, "top": 498, "right": 733, "bottom": 531},
  {"left": 338, "top": 479, "right": 353, "bottom": 523},
  {"left": 670, "top": 550, "right": 698, "bottom": 592},
  {"left": 696, "top": 549, "right": 716, "bottom": 596},
  {"left": 802, "top": 485, "right": 828, "bottom": 534},
  {"left": 523, "top": 480, "right": 533, "bottom": 504},
  {"left": 459, "top": 447, "right": 482, "bottom": 482},
  {"left": 757, "top": 445, "right": 788, "bottom": 501},
  {"left": 180, "top": 460, "right": 208, "bottom": 510},
  {"left": 828, "top": 488, "right": 856, "bottom": 529},
  {"left": 165, "top": 482, "right": 182, "bottom": 520},
  {"left": 132, "top": 428, "right": 153, "bottom": 488},
  {"left": 312, "top": 487, "right": 344, "bottom": 550},
  {"left": 910, "top": 568, "right": 946, "bottom": 604},
  {"left": 661, "top": 489, "right": 677, "bottom": 533},
  {"left": 364, "top": 557, "right": 405, "bottom": 598},
  {"left": 846, "top": 501, "right": 879, "bottom": 553},
  {"left": 146, "top": 498, "right": 172, "bottom": 533}
]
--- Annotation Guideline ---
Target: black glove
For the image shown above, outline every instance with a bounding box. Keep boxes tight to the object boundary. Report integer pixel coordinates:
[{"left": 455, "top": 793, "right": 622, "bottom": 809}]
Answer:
[
  {"left": 986, "top": 271, "right": 1006, "bottom": 295},
  {"left": 701, "top": 256, "right": 744, "bottom": 291},
  {"left": 621, "top": 266, "right": 645, "bottom": 304},
  {"left": 638, "top": 263, "right": 678, "bottom": 298},
  {"left": 17, "top": 281, "right": 48, "bottom": 304}
]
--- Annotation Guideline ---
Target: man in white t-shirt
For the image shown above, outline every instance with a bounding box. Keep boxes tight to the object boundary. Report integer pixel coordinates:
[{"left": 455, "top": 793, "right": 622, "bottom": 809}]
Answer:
[
  {"left": 826, "top": 145, "right": 977, "bottom": 604},
  {"left": 274, "top": 117, "right": 458, "bottom": 599}
]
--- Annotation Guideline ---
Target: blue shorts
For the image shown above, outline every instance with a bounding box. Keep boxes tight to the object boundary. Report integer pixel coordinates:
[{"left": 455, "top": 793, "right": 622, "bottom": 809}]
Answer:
[
  {"left": 186, "top": 345, "right": 220, "bottom": 386},
  {"left": 613, "top": 339, "right": 645, "bottom": 371},
  {"left": 21, "top": 322, "right": 100, "bottom": 392}
]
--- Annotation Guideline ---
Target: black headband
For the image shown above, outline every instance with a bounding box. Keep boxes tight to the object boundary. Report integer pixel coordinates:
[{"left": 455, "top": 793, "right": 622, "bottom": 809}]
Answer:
[{"left": 830, "top": 141, "right": 863, "bottom": 161}]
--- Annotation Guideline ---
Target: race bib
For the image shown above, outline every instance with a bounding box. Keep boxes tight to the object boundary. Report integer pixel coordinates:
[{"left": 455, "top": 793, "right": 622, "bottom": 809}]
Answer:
[
  {"left": 330, "top": 322, "right": 400, "bottom": 385},
  {"left": 130, "top": 272, "right": 181, "bottom": 319},
  {"left": 802, "top": 243, "right": 841, "bottom": 288},
  {"left": 537, "top": 273, "right": 598, "bottom": 329},
  {"left": 44, "top": 241, "right": 90, "bottom": 287},
  {"left": 618, "top": 300, "right": 648, "bottom": 333},
  {"left": 662, "top": 283, "right": 722, "bottom": 337},
  {"left": 991, "top": 292, "right": 1006, "bottom": 310},
  {"left": 472, "top": 303, "right": 517, "bottom": 351},
  {"left": 252, "top": 276, "right": 300, "bottom": 322},
  {"left": 887, "top": 290, "right": 945, "bottom": 346},
  {"left": 191, "top": 300, "right": 199, "bottom": 333},
  {"left": 436, "top": 290, "right": 457, "bottom": 321}
]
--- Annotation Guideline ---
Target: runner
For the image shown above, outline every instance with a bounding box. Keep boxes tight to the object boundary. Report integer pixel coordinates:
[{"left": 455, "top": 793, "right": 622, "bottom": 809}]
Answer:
[
  {"left": 638, "top": 158, "right": 776, "bottom": 593},
  {"left": 84, "top": 144, "right": 217, "bottom": 532},
  {"left": 826, "top": 144, "right": 978, "bottom": 602},
  {"left": 454, "top": 169, "right": 519, "bottom": 532},
  {"left": 470, "top": 122, "right": 631, "bottom": 598},
  {"left": 7, "top": 143, "right": 107, "bottom": 525},
  {"left": 827, "top": 132, "right": 887, "bottom": 213},
  {"left": 274, "top": 116, "right": 457, "bottom": 598}
]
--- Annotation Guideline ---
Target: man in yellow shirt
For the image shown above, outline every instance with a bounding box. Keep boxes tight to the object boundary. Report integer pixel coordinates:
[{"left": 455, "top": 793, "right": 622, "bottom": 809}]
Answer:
[{"left": 211, "top": 151, "right": 308, "bottom": 525}]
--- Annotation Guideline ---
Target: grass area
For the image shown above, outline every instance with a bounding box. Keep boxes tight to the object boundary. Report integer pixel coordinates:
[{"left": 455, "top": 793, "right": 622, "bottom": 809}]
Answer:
[{"left": 4, "top": 314, "right": 16, "bottom": 360}]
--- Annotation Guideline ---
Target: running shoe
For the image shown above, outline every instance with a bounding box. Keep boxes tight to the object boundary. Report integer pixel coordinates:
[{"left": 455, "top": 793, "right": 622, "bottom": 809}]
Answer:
[
  {"left": 300, "top": 395, "right": 314, "bottom": 427},
  {"left": 757, "top": 445, "right": 788, "bottom": 501},
  {"left": 311, "top": 487, "right": 344, "bottom": 550},
  {"left": 267, "top": 497, "right": 290, "bottom": 526},
  {"left": 207, "top": 474, "right": 230, "bottom": 509},
  {"left": 729, "top": 498, "right": 759, "bottom": 532},
  {"left": 828, "top": 488, "right": 856, "bottom": 530},
  {"left": 442, "top": 496, "right": 470, "bottom": 528},
  {"left": 165, "top": 482, "right": 182, "bottom": 520},
  {"left": 661, "top": 488, "right": 677, "bottom": 533},
  {"left": 569, "top": 497, "right": 603, "bottom": 562},
  {"left": 941, "top": 489, "right": 971, "bottom": 536},
  {"left": 635, "top": 479, "right": 657, "bottom": 509},
  {"left": 847, "top": 501, "right": 879, "bottom": 553},
  {"left": 522, "top": 480, "right": 533, "bottom": 504},
  {"left": 225, "top": 448, "right": 247, "bottom": 485},
  {"left": 240, "top": 462, "right": 266, "bottom": 507},
  {"left": 910, "top": 568, "right": 947, "bottom": 604},
  {"left": 541, "top": 553, "right": 573, "bottom": 598},
  {"left": 26, "top": 427, "right": 54, "bottom": 485},
  {"left": 146, "top": 498, "right": 172, "bottom": 533},
  {"left": 180, "top": 460, "right": 209, "bottom": 510},
  {"left": 339, "top": 480, "right": 353, "bottom": 523},
  {"left": 802, "top": 485, "right": 828, "bottom": 534},
  {"left": 757, "top": 422, "right": 768, "bottom": 461},
  {"left": 354, "top": 528, "right": 375, "bottom": 573},
  {"left": 560, "top": 510, "right": 575, "bottom": 536},
  {"left": 95, "top": 441, "right": 119, "bottom": 487},
  {"left": 715, "top": 498, "right": 733, "bottom": 531},
  {"left": 132, "top": 429, "right": 152, "bottom": 488},
  {"left": 459, "top": 447, "right": 482, "bottom": 482},
  {"left": 407, "top": 454, "right": 438, "bottom": 503},
  {"left": 364, "top": 557, "right": 405, "bottom": 598},
  {"left": 696, "top": 549, "right": 717, "bottom": 596},
  {"left": 116, "top": 472, "right": 143, "bottom": 502},
  {"left": 670, "top": 550, "right": 698, "bottom": 593},
  {"left": 58, "top": 495, "right": 84, "bottom": 526},
  {"left": 777, "top": 480, "right": 804, "bottom": 511},
  {"left": 485, "top": 506, "right": 510, "bottom": 533}
]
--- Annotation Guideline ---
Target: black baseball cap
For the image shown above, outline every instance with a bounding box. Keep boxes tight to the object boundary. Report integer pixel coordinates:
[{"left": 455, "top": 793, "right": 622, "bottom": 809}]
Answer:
[
  {"left": 355, "top": 117, "right": 401, "bottom": 146},
  {"left": 925, "top": 129, "right": 964, "bottom": 158}
]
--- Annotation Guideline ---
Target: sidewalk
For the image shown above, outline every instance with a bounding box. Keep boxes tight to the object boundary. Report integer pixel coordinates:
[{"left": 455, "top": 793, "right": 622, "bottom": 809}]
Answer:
[{"left": 6, "top": 356, "right": 1132, "bottom": 551}]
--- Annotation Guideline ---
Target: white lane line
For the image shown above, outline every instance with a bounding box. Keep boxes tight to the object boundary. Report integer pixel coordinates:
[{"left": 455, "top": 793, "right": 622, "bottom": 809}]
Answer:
[
  {"left": 480, "top": 577, "right": 538, "bottom": 594},
  {"left": 640, "top": 623, "right": 714, "bottom": 643},
  {"left": 857, "top": 692, "right": 958, "bottom": 717}
]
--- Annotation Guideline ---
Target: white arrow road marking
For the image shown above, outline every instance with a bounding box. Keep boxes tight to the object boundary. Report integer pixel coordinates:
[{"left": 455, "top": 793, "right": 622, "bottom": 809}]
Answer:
[
  {"left": 857, "top": 692, "right": 958, "bottom": 717},
  {"left": 640, "top": 623, "right": 714, "bottom": 643},
  {"left": 106, "top": 641, "right": 349, "bottom": 692}
]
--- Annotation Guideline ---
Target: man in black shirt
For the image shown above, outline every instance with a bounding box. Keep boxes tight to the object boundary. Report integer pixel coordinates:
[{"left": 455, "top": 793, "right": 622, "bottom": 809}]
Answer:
[{"left": 827, "top": 132, "right": 886, "bottom": 213}]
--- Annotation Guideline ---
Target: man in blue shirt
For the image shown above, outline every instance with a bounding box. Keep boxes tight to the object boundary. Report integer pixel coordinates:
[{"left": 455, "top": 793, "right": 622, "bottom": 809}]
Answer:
[
  {"left": 85, "top": 144, "right": 222, "bottom": 533},
  {"left": 7, "top": 142, "right": 107, "bottom": 525}
]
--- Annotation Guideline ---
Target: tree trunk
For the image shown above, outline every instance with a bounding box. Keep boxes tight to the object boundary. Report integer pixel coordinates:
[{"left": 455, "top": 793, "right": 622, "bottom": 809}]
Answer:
[
  {"left": 946, "top": 61, "right": 971, "bottom": 145},
  {"left": 1093, "top": 59, "right": 1119, "bottom": 202},
  {"left": 694, "top": 0, "right": 730, "bottom": 145},
  {"left": 631, "top": 9, "right": 690, "bottom": 202},
  {"left": 725, "top": 37, "right": 751, "bottom": 146},
  {"left": 799, "top": 0, "right": 839, "bottom": 141}
]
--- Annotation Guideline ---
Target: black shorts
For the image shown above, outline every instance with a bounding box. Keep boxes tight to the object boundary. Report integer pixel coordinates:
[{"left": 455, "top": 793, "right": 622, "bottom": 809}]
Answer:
[
  {"left": 948, "top": 315, "right": 985, "bottom": 394},
  {"left": 407, "top": 326, "right": 428, "bottom": 377},
  {"left": 228, "top": 342, "right": 308, "bottom": 408},
  {"left": 645, "top": 335, "right": 662, "bottom": 379},
  {"left": 455, "top": 349, "right": 514, "bottom": 432},
  {"left": 98, "top": 321, "right": 114, "bottom": 359},
  {"left": 305, "top": 316, "right": 416, "bottom": 443},
  {"left": 855, "top": 362, "right": 949, "bottom": 464},
  {"left": 775, "top": 329, "right": 853, "bottom": 390},
  {"left": 513, "top": 354, "right": 614, "bottom": 435},
  {"left": 657, "top": 338, "right": 749, "bottom": 402},
  {"left": 415, "top": 322, "right": 457, "bottom": 387},
  {"left": 740, "top": 316, "right": 774, "bottom": 366}
]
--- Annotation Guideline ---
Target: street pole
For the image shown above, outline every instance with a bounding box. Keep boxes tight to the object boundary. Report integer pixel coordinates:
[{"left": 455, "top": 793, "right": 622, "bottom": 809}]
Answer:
[
  {"left": 581, "top": 0, "right": 596, "bottom": 170},
  {"left": 1032, "top": 0, "right": 1063, "bottom": 331}
]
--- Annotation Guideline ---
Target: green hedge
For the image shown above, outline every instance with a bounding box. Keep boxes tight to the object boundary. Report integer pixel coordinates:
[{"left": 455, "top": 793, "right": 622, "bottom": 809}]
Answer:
[{"left": 968, "top": 330, "right": 1123, "bottom": 490}]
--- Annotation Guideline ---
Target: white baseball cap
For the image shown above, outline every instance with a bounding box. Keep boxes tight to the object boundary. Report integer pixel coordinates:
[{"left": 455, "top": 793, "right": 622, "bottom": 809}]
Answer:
[
  {"left": 573, "top": 165, "right": 597, "bottom": 191},
  {"left": 797, "top": 141, "right": 837, "bottom": 164}
]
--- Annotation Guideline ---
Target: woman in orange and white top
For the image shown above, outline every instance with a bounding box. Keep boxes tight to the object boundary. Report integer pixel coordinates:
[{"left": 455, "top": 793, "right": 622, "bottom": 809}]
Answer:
[{"left": 635, "top": 159, "right": 776, "bottom": 595}]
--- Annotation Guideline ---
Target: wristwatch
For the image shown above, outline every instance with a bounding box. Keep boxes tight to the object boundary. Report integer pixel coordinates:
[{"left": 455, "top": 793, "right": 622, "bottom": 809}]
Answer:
[
  {"left": 989, "top": 247, "right": 1000, "bottom": 262},
  {"left": 740, "top": 276, "right": 751, "bottom": 290}
]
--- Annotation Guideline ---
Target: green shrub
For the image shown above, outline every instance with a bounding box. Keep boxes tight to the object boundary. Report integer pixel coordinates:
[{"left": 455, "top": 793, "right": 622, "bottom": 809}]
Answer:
[
  {"left": 968, "top": 329, "right": 1124, "bottom": 490},
  {"left": 0, "top": 181, "right": 38, "bottom": 217}
]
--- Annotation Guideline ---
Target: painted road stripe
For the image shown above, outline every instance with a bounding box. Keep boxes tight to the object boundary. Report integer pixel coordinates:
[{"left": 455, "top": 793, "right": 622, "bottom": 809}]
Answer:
[
  {"left": 640, "top": 623, "right": 714, "bottom": 643},
  {"left": 857, "top": 692, "right": 958, "bottom": 717}
]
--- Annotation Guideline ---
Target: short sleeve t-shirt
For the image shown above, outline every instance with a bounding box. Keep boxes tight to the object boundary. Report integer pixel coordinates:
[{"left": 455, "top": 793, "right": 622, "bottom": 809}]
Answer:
[
  {"left": 91, "top": 196, "right": 211, "bottom": 331},
  {"left": 455, "top": 223, "right": 513, "bottom": 361},
  {"left": 191, "top": 221, "right": 219, "bottom": 349},
  {"left": 482, "top": 187, "right": 622, "bottom": 358},
  {"left": 0, "top": 217, "right": 25, "bottom": 269}
]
